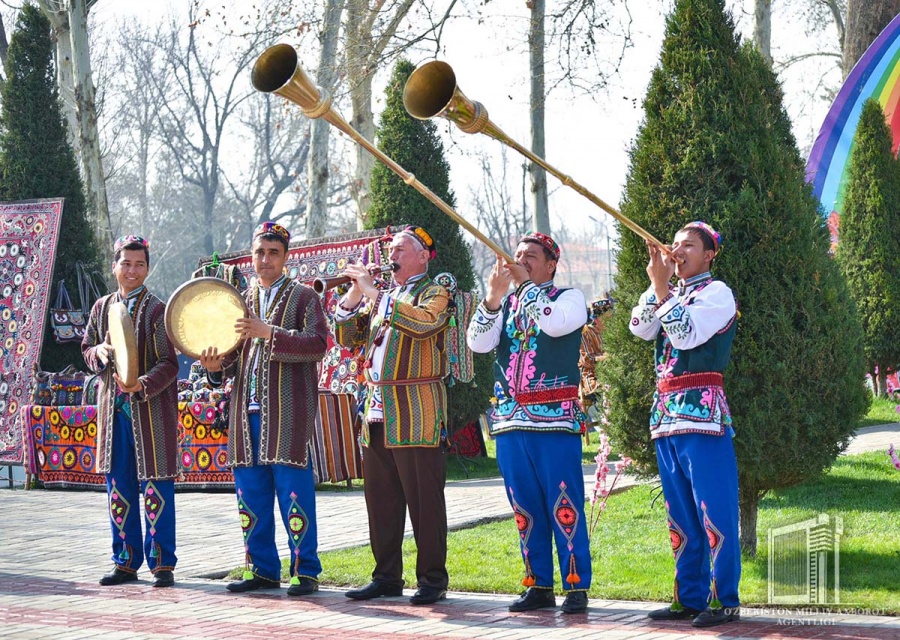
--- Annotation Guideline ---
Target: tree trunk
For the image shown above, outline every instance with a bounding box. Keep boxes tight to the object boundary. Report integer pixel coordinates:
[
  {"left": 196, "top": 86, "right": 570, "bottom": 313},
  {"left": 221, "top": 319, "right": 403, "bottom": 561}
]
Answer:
[
  {"left": 877, "top": 365, "right": 887, "bottom": 398},
  {"left": 35, "top": 2, "right": 79, "bottom": 150},
  {"left": 306, "top": 0, "right": 344, "bottom": 239},
  {"left": 843, "top": 0, "right": 900, "bottom": 79},
  {"left": 0, "top": 14, "right": 10, "bottom": 74},
  {"left": 349, "top": 77, "right": 375, "bottom": 230},
  {"left": 738, "top": 486, "right": 759, "bottom": 558},
  {"left": 345, "top": 0, "right": 375, "bottom": 230},
  {"left": 69, "top": 0, "right": 112, "bottom": 254},
  {"left": 528, "top": 0, "right": 550, "bottom": 235},
  {"left": 203, "top": 185, "right": 216, "bottom": 256},
  {"left": 753, "top": 0, "right": 772, "bottom": 63}
]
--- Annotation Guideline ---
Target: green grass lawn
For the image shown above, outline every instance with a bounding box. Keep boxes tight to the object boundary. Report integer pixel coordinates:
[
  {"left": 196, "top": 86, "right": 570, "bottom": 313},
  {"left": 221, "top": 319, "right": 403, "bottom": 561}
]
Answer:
[
  {"left": 857, "top": 396, "right": 900, "bottom": 429},
  {"left": 314, "top": 452, "right": 900, "bottom": 613}
]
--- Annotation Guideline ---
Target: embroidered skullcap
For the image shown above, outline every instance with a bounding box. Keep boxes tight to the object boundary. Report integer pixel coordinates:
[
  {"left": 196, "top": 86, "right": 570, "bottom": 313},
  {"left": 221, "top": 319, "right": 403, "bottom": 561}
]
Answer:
[
  {"left": 397, "top": 225, "right": 436, "bottom": 259},
  {"left": 114, "top": 235, "right": 149, "bottom": 252},
  {"left": 682, "top": 221, "right": 722, "bottom": 255},
  {"left": 253, "top": 221, "right": 291, "bottom": 245},
  {"left": 520, "top": 232, "right": 560, "bottom": 260},
  {"left": 590, "top": 298, "right": 614, "bottom": 318}
]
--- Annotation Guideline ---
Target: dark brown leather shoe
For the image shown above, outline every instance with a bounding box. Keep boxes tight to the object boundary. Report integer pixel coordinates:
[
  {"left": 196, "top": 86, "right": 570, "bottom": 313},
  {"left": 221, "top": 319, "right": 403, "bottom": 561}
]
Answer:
[
  {"left": 647, "top": 604, "right": 702, "bottom": 620},
  {"left": 99, "top": 567, "right": 137, "bottom": 586},
  {"left": 508, "top": 587, "right": 556, "bottom": 612},
  {"left": 345, "top": 581, "right": 404, "bottom": 600},
  {"left": 152, "top": 570, "right": 175, "bottom": 588},
  {"left": 409, "top": 585, "right": 447, "bottom": 605},
  {"left": 226, "top": 575, "right": 281, "bottom": 593},
  {"left": 287, "top": 577, "right": 319, "bottom": 596}
]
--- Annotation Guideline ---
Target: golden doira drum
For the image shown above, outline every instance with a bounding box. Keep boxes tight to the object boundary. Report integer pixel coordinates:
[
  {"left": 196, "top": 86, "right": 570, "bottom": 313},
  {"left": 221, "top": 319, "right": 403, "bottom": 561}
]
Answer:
[
  {"left": 107, "top": 301, "right": 139, "bottom": 388},
  {"left": 164, "top": 277, "right": 248, "bottom": 360}
]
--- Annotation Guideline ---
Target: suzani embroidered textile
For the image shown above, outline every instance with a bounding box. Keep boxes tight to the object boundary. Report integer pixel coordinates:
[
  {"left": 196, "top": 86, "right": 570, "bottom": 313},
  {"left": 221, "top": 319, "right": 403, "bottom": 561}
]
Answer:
[
  {"left": 0, "top": 199, "right": 64, "bottom": 464},
  {"left": 23, "top": 402, "right": 229, "bottom": 489},
  {"left": 23, "top": 394, "right": 360, "bottom": 489}
]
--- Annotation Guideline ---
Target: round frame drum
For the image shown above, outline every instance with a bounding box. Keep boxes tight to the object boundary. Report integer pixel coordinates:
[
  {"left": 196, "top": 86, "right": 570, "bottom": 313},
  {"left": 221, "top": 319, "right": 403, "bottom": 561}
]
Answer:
[
  {"left": 107, "top": 301, "right": 139, "bottom": 388},
  {"left": 165, "top": 277, "right": 248, "bottom": 360}
]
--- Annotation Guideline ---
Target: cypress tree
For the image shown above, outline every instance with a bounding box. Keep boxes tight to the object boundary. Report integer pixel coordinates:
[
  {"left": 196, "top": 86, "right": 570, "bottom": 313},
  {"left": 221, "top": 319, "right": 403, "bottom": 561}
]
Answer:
[
  {"left": 366, "top": 59, "right": 493, "bottom": 431},
  {"left": 835, "top": 99, "right": 900, "bottom": 396},
  {"left": 0, "top": 4, "right": 104, "bottom": 372},
  {"left": 598, "top": 0, "right": 869, "bottom": 556}
]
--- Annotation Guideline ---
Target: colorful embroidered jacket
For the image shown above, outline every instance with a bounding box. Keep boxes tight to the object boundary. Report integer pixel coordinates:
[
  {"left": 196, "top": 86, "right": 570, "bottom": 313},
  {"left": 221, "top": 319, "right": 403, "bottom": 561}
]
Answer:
[
  {"left": 629, "top": 272, "right": 737, "bottom": 439},
  {"left": 82, "top": 291, "right": 180, "bottom": 480},
  {"left": 467, "top": 280, "right": 587, "bottom": 435},
  {"left": 334, "top": 277, "right": 450, "bottom": 448},
  {"left": 220, "top": 279, "right": 328, "bottom": 469}
]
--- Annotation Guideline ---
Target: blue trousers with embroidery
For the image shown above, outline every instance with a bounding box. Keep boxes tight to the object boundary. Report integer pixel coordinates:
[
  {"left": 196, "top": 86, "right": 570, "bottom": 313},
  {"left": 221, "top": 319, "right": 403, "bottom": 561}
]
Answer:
[
  {"left": 654, "top": 432, "right": 741, "bottom": 610},
  {"left": 232, "top": 412, "right": 321, "bottom": 582},
  {"left": 496, "top": 430, "right": 591, "bottom": 591},
  {"left": 105, "top": 410, "right": 177, "bottom": 574}
]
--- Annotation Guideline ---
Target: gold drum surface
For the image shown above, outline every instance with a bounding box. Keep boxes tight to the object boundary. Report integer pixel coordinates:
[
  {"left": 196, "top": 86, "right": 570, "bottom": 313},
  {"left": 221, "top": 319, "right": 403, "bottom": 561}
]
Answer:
[
  {"left": 107, "top": 301, "right": 139, "bottom": 388},
  {"left": 165, "top": 277, "right": 248, "bottom": 360}
]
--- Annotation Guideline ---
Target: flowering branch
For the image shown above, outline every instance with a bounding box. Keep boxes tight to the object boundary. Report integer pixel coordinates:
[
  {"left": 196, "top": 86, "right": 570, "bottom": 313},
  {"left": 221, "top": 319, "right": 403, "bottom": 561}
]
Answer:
[
  {"left": 588, "top": 430, "right": 631, "bottom": 537},
  {"left": 888, "top": 444, "right": 900, "bottom": 471}
]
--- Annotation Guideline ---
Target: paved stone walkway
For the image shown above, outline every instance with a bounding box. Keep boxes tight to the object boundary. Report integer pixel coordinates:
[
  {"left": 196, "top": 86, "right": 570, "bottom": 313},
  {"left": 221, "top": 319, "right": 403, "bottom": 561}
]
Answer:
[{"left": 1, "top": 425, "right": 897, "bottom": 639}]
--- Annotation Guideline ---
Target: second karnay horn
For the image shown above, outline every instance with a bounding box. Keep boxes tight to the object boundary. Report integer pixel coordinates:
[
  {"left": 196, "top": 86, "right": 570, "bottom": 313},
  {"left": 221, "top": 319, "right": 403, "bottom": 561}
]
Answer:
[{"left": 403, "top": 60, "right": 671, "bottom": 255}]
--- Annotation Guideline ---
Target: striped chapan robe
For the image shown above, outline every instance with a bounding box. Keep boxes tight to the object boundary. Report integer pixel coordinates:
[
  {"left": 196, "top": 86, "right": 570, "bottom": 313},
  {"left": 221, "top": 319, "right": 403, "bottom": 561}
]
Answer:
[
  {"left": 335, "top": 277, "right": 450, "bottom": 448},
  {"left": 82, "top": 291, "right": 180, "bottom": 480},
  {"left": 222, "top": 279, "right": 328, "bottom": 468}
]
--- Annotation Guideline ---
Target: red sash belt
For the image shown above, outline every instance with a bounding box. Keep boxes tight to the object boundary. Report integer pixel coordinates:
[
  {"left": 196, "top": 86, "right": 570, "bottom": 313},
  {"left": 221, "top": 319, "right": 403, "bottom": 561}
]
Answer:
[
  {"left": 516, "top": 385, "right": 580, "bottom": 406},
  {"left": 656, "top": 372, "right": 723, "bottom": 393}
]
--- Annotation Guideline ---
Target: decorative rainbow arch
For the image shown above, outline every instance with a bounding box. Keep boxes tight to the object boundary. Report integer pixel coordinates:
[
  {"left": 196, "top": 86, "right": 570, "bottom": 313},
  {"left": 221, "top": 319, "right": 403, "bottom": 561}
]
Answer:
[{"left": 806, "top": 12, "right": 900, "bottom": 239}]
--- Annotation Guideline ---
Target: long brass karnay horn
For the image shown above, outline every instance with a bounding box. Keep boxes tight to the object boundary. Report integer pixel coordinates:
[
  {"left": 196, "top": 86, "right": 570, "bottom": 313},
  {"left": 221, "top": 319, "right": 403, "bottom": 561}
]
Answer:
[
  {"left": 403, "top": 60, "right": 671, "bottom": 255},
  {"left": 312, "top": 262, "right": 398, "bottom": 295},
  {"left": 251, "top": 44, "right": 514, "bottom": 263}
]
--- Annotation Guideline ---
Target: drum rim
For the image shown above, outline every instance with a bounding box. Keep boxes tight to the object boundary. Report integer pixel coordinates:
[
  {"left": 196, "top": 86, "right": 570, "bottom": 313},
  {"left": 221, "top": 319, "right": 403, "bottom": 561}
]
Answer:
[{"left": 164, "top": 277, "right": 249, "bottom": 360}]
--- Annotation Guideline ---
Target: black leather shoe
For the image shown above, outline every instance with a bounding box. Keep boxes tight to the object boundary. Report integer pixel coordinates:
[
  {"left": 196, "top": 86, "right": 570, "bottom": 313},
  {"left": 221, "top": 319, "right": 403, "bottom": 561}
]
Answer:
[
  {"left": 647, "top": 604, "right": 702, "bottom": 620},
  {"left": 287, "top": 577, "right": 319, "bottom": 597},
  {"left": 692, "top": 606, "right": 740, "bottom": 627},
  {"left": 345, "top": 581, "right": 404, "bottom": 600},
  {"left": 226, "top": 575, "right": 281, "bottom": 593},
  {"left": 152, "top": 570, "right": 175, "bottom": 588},
  {"left": 561, "top": 591, "right": 588, "bottom": 614},
  {"left": 409, "top": 585, "right": 447, "bottom": 605},
  {"left": 99, "top": 567, "right": 137, "bottom": 586},
  {"left": 508, "top": 587, "right": 556, "bottom": 612}
]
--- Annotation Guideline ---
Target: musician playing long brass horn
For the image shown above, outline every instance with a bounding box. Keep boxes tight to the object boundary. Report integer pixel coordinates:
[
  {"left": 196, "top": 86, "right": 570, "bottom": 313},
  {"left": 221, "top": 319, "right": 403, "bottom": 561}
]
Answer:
[
  {"left": 466, "top": 232, "right": 591, "bottom": 614},
  {"left": 82, "top": 235, "right": 180, "bottom": 589},
  {"left": 200, "top": 222, "right": 329, "bottom": 597}
]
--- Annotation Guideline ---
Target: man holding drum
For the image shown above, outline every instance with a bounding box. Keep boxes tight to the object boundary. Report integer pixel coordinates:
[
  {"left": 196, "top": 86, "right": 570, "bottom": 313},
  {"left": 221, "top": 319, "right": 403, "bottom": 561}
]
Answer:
[
  {"left": 334, "top": 226, "right": 452, "bottom": 606},
  {"left": 82, "top": 235, "right": 180, "bottom": 588},
  {"left": 201, "top": 222, "right": 329, "bottom": 597}
]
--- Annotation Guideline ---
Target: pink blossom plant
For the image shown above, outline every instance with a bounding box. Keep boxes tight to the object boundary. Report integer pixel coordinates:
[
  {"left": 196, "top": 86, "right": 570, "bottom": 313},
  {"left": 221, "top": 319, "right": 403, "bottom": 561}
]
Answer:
[
  {"left": 588, "top": 430, "right": 632, "bottom": 537},
  {"left": 888, "top": 444, "right": 900, "bottom": 471}
]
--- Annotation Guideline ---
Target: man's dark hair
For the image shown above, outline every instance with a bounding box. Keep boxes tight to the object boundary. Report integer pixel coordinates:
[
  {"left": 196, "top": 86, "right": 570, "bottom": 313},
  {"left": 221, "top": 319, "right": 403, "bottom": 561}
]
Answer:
[
  {"left": 678, "top": 225, "right": 717, "bottom": 255},
  {"left": 114, "top": 242, "right": 150, "bottom": 265},
  {"left": 255, "top": 232, "right": 289, "bottom": 252}
]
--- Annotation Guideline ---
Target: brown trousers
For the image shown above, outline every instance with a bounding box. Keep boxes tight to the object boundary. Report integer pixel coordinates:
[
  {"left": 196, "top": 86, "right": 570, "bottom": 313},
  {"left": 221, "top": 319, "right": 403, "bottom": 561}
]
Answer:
[{"left": 364, "top": 422, "right": 448, "bottom": 589}]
